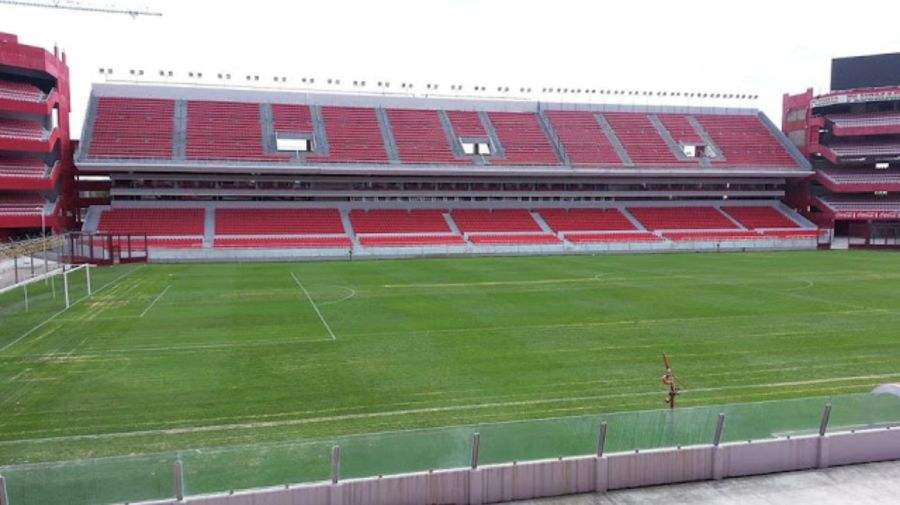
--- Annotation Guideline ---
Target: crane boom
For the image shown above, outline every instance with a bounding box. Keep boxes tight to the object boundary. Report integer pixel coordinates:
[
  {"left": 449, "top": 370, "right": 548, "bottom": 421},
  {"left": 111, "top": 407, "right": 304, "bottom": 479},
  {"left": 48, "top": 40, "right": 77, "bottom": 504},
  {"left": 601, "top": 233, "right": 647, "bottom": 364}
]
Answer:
[{"left": 0, "top": 0, "right": 163, "bottom": 17}]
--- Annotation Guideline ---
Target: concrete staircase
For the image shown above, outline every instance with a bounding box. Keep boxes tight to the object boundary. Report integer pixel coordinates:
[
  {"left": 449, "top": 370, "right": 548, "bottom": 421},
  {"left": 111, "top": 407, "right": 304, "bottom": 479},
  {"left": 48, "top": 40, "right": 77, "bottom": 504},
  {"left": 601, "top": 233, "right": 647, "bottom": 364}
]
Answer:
[
  {"left": 203, "top": 208, "right": 216, "bottom": 248},
  {"left": 595, "top": 114, "right": 634, "bottom": 166},
  {"left": 375, "top": 108, "right": 401, "bottom": 164},
  {"left": 173, "top": 100, "right": 188, "bottom": 161}
]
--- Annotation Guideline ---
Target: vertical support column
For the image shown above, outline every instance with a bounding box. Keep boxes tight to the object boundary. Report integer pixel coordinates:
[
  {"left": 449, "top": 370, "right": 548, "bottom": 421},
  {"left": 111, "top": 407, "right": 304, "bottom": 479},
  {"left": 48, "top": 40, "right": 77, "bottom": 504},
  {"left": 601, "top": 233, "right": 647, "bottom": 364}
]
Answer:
[
  {"left": 0, "top": 475, "right": 8, "bottom": 505},
  {"left": 174, "top": 460, "right": 185, "bottom": 502},
  {"left": 330, "top": 446, "right": 343, "bottom": 505},
  {"left": 23, "top": 284, "right": 29, "bottom": 312},
  {"left": 86, "top": 265, "right": 92, "bottom": 296},
  {"left": 818, "top": 404, "right": 832, "bottom": 469},
  {"left": 712, "top": 413, "right": 726, "bottom": 480},
  {"left": 469, "top": 432, "right": 483, "bottom": 505},
  {"left": 595, "top": 422, "right": 609, "bottom": 493},
  {"left": 63, "top": 267, "right": 70, "bottom": 308}
]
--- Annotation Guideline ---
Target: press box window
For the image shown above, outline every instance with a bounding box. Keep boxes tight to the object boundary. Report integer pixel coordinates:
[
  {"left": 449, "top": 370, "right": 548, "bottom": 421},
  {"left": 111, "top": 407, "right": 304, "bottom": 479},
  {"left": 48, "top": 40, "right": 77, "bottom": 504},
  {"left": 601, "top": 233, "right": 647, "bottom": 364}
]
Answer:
[
  {"left": 461, "top": 141, "right": 492, "bottom": 155},
  {"left": 276, "top": 137, "right": 312, "bottom": 152}
]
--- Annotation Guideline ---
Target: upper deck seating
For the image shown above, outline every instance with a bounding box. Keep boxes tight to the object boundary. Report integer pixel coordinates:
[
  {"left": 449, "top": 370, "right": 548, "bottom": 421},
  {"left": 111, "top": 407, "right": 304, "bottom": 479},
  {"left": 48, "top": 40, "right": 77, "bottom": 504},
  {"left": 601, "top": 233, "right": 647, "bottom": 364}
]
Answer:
[
  {"left": 487, "top": 112, "right": 560, "bottom": 165},
  {"left": 695, "top": 115, "right": 797, "bottom": 167},
  {"left": 186, "top": 101, "right": 287, "bottom": 161},
  {"left": 307, "top": 106, "right": 389, "bottom": 163},
  {"left": 271, "top": 104, "right": 314, "bottom": 133},
  {"left": 827, "top": 112, "right": 900, "bottom": 137},
  {"left": 0, "top": 158, "right": 47, "bottom": 179},
  {"left": 446, "top": 110, "right": 487, "bottom": 137},
  {"left": 89, "top": 97, "right": 175, "bottom": 159},
  {"left": 387, "top": 109, "right": 461, "bottom": 164},
  {"left": 0, "top": 80, "right": 44, "bottom": 103},
  {"left": 602, "top": 113, "right": 683, "bottom": 165},
  {"left": 543, "top": 111, "right": 623, "bottom": 165},
  {"left": 0, "top": 118, "right": 44, "bottom": 141}
]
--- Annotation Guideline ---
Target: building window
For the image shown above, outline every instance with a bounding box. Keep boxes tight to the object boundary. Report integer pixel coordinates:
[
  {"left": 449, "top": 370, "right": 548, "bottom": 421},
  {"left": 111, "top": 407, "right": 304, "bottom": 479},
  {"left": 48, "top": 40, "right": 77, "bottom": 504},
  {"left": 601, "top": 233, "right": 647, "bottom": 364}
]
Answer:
[
  {"left": 681, "top": 143, "right": 715, "bottom": 159},
  {"left": 276, "top": 137, "right": 312, "bottom": 152},
  {"left": 461, "top": 140, "right": 492, "bottom": 156}
]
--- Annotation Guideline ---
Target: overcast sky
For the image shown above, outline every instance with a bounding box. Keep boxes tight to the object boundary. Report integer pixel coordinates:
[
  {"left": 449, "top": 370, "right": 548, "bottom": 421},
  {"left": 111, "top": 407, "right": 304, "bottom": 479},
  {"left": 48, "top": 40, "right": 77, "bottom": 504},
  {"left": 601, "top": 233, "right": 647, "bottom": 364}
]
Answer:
[{"left": 5, "top": 0, "right": 900, "bottom": 137}]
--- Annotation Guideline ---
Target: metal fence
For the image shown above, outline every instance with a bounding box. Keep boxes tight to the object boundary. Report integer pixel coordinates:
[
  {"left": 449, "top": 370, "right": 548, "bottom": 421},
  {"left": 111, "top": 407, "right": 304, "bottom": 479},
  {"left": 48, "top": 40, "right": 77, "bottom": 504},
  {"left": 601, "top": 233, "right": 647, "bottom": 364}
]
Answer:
[{"left": 1, "top": 392, "right": 898, "bottom": 505}]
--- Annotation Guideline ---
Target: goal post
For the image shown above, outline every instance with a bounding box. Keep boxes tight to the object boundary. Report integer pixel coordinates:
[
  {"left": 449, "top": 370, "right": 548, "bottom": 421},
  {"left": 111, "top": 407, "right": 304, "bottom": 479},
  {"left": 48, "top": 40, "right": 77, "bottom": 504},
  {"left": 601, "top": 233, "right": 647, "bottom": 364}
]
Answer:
[{"left": 0, "top": 263, "right": 93, "bottom": 316}]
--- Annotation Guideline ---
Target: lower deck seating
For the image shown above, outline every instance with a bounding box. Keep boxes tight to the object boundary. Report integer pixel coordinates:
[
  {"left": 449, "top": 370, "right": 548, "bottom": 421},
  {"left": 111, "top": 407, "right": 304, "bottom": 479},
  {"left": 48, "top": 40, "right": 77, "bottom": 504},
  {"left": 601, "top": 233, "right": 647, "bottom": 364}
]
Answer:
[
  {"left": 213, "top": 236, "right": 351, "bottom": 248},
  {"left": 721, "top": 206, "right": 799, "bottom": 229},
  {"left": 350, "top": 209, "right": 450, "bottom": 233},
  {"left": 663, "top": 231, "right": 764, "bottom": 241},
  {"left": 451, "top": 209, "right": 541, "bottom": 233},
  {"left": 537, "top": 208, "right": 636, "bottom": 232},
  {"left": 216, "top": 208, "right": 344, "bottom": 235},
  {"left": 358, "top": 234, "right": 466, "bottom": 247},
  {"left": 627, "top": 207, "right": 738, "bottom": 230},
  {"left": 565, "top": 232, "right": 662, "bottom": 243},
  {"left": 763, "top": 230, "right": 819, "bottom": 239},
  {"left": 468, "top": 233, "right": 561, "bottom": 245},
  {"left": 97, "top": 208, "right": 204, "bottom": 236}
]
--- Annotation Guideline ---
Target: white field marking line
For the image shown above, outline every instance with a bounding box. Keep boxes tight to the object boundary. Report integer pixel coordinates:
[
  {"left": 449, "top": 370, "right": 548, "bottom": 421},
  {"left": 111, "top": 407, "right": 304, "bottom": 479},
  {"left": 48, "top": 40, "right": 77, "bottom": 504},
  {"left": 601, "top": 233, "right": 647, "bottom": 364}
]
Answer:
[
  {"left": 3, "top": 371, "right": 898, "bottom": 446},
  {"left": 291, "top": 272, "right": 336, "bottom": 341},
  {"left": 0, "top": 265, "right": 143, "bottom": 354},
  {"left": 318, "top": 286, "right": 357, "bottom": 306},
  {"left": 382, "top": 274, "right": 608, "bottom": 289},
  {"left": 139, "top": 285, "right": 171, "bottom": 318}
]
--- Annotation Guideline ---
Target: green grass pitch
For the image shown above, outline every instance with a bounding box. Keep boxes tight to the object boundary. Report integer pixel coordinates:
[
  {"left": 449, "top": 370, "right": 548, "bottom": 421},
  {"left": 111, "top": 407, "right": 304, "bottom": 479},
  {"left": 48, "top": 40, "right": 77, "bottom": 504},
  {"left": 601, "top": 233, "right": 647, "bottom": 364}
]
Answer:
[{"left": 2, "top": 250, "right": 900, "bottom": 467}]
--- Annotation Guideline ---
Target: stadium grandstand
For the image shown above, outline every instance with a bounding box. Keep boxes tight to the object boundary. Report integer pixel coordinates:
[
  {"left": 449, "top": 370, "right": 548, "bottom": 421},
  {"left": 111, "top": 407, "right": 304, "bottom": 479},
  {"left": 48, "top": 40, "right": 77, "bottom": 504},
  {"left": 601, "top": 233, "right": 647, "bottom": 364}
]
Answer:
[
  {"left": 784, "top": 52, "right": 900, "bottom": 249},
  {"left": 73, "top": 84, "right": 817, "bottom": 261},
  {"left": 0, "top": 32, "right": 73, "bottom": 243}
]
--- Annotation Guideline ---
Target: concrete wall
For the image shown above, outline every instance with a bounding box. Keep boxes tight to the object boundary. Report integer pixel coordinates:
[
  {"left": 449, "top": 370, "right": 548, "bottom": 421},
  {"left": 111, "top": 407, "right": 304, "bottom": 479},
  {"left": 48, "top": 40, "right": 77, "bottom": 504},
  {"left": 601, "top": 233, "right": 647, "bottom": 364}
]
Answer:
[{"left": 126, "top": 427, "right": 900, "bottom": 505}]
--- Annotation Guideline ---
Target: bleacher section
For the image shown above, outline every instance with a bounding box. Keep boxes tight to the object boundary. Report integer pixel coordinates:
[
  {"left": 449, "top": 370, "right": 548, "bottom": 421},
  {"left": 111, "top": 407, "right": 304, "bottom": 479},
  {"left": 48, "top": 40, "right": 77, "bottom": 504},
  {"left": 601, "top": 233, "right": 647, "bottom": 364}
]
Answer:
[
  {"left": 446, "top": 111, "right": 487, "bottom": 137},
  {"left": 487, "top": 112, "right": 560, "bottom": 165},
  {"left": 307, "top": 106, "right": 389, "bottom": 163},
  {"left": 271, "top": 104, "right": 314, "bottom": 133},
  {"left": 214, "top": 237, "right": 351, "bottom": 249},
  {"left": 97, "top": 208, "right": 204, "bottom": 236},
  {"left": 695, "top": 115, "right": 797, "bottom": 167},
  {"left": 537, "top": 208, "right": 636, "bottom": 232},
  {"left": 0, "top": 193, "right": 45, "bottom": 213},
  {"left": 216, "top": 208, "right": 344, "bottom": 235},
  {"left": 819, "top": 140, "right": 900, "bottom": 163},
  {"left": 565, "top": 232, "right": 661, "bottom": 243},
  {"left": 187, "top": 101, "right": 286, "bottom": 161},
  {"left": 817, "top": 167, "right": 900, "bottom": 190},
  {"left": 468, "top": 233, "right": 561, "bottom": 245},
  {"left": 603, "top": 113, "right": 685, "bottom": 165},
  {"left": 828, "top": 112, "right": 900, "bottom": 137},
  {"left": 349, "top": 209, "right": 450, "bottom": 233},
  {"left": 0, "top": 80, "right": 44, "bottom": 103},
  {"left": 543, "top": 111, "right": 623, "bottom": 166},
  {"left": 90, "top": 97, "right": 175, "bottom": 159},
  {"left": 451, "top": 209, "right": 541, "bottom": 233},
  {"left": 358, "top": 235, "right": 466, "bottom": 247},
  {"left": 627, "top": 206, "right": 738, "bottom": 230},
  {"left": 387, "top": 109, "right": 461, "bottom": 164},
  {"left": 721, "top": 206, "right": 799, "bottom": 229},
  {"left": 0, "top": 118, "right": 44, "bottom": 141},
  {"left": 656, "top": 114, "right": 704, "bottom": 145},
  {"left": 0, "top": 157, "right": 47, "bottom": 179}
]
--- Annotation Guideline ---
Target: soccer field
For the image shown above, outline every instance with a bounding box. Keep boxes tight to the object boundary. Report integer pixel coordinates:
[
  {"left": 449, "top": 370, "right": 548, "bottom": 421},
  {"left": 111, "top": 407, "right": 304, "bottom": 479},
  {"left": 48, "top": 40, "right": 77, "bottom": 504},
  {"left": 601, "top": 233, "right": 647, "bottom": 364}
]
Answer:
[{"left": 1, "top": 250, "right": 900, "bottom": 466}]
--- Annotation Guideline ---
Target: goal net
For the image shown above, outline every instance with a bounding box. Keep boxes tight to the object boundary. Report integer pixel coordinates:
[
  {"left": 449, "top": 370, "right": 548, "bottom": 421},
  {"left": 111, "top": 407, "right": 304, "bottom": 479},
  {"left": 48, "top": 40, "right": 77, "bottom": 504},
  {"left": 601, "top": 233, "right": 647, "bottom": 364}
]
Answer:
[{"left": 0, "top": 265, "right": 93, "bottom": 348}]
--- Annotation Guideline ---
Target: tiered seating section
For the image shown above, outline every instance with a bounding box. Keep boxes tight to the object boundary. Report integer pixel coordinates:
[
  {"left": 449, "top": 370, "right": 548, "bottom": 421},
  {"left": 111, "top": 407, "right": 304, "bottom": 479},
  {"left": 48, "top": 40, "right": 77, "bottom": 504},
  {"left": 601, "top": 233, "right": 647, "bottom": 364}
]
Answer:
[
  {"left": 83, "top": 95, "right": 802, "bottom": 170},
  {"left": 543, "top": 111, "right": 622, "bottom": 165},
  {"left": 97, "top": 208, "right": 204, "bottom": 236},
  {"left": 818, "top": 167, "right": 900, "bottom": 190},
  {"left": 90, "top": 205, "right": 816, "bottom": 249},
  {"left": 487, "top": 112, "right": 560, "bottom": 165},
  {"left": 307, "top": 107, "right": 389, "bottom": 163},
  {"left": 627, "top": 206, "right": 738, "bottom": 230},
  {"left": 0, "top": 80, "right": 44, "bottom": 103},
  {"left": 0, "top": 157, "right": 47, "bottom": 179},
  {"left": 696, "top": 115, "right": 797, "bottom": 167},
  {"left": 720, "top": 206, "right": 799, "bottom": 229},
  {"left": 90, "top": 97, "right": 174, "bottom": 159},
  {"left": 387, "top": 109, "right": 461, "bottom": 164},
  {"left": 0, "top": 193, "right": 45, "bottom": 214},
  {"left": 603, "top": 113, "right": 682, "bottom": 165},
  {"left": 828, "top": 112, "right": 900, "bottom": 137},
  {"left": 187, "top": 101, "right": 287, "bottom": 161},
  {"left": 214, "top": 208, "right": 349, "bottom": 248},
  {"left": 0, "top": 118, "right": 44, "bottom": 141}
]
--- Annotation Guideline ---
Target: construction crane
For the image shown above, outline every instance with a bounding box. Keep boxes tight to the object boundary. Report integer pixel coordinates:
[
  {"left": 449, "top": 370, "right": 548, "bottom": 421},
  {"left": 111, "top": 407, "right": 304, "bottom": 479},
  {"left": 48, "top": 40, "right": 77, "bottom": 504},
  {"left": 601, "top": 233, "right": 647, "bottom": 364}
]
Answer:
[{"left": 0, "top": 0, "right": 162, "bottom": 17}]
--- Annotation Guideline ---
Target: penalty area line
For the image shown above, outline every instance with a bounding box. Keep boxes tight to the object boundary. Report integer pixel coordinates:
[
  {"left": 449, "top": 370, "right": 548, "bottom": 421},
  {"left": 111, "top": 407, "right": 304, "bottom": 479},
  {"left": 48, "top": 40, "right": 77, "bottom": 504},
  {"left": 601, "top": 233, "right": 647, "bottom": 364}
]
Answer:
[
  {"left": 139, "top": 285, "right": 171, "bottom": 318},
  {"left": 291, "top": 272, "right": 337, "bottom": 341}
]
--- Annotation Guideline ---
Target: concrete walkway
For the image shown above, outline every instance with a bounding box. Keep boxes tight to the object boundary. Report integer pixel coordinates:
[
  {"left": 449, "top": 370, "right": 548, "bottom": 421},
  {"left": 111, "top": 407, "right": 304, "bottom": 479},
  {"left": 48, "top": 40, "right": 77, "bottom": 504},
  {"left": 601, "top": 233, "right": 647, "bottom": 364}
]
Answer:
[{"left": 508, "top": 460, "right": 900, "bottom": 505}]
